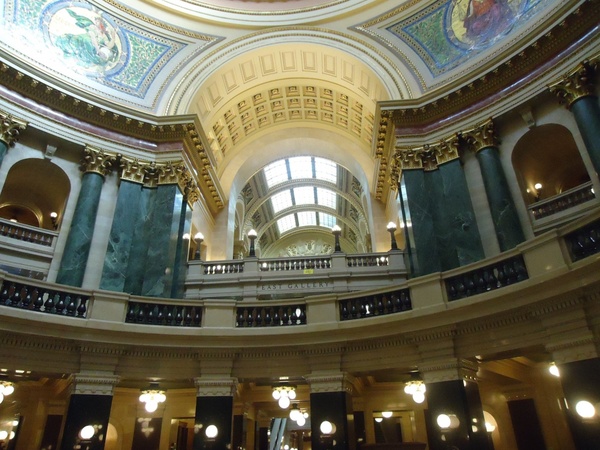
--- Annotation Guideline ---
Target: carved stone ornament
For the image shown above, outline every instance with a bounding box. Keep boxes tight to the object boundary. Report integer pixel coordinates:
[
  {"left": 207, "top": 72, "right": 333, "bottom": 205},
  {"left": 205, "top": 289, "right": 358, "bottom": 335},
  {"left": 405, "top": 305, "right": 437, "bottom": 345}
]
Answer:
[
  {"left": 81, "top": 146, "right": 117, "bottom": 177},
  {"left": 70, "top": 373, "right": 121, "bottom": 396},
  {"left": 194, "top": 377, "right": 239, "bottom": 397},
  {"left": 305, "top": 373, "right": 355, "bottom": 394},
  {"left": 0, "top": 111, "right": 27, "bottom": 147}
]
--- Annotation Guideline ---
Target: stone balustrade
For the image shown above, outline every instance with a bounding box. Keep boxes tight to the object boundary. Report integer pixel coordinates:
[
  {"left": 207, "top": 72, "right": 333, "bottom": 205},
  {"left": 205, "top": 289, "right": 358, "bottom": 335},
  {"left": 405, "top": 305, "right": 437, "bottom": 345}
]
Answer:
[
  {"left": 0, "top": 209, "right": 599, "bottom": 346},
  {"left": 185, "top": 251, "right": 407, "bottom": 300}
]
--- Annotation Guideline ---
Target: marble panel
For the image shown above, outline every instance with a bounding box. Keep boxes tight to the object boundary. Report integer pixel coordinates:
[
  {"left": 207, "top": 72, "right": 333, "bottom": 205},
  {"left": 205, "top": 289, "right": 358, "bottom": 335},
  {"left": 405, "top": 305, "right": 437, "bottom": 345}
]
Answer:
[
  {"left": 477, "top": 147, "right": 525, "bottom": 251},
  {"left": 438, "top": 160, "right": 484, "bottom": 268},
  {"left": 123, "top": 187, "right": 155, "bottom": 295},
  {"left": 99, "top": 180, "right": 142, "bottom": 292},
  {"left": 572, "top": 97, "right": 600, "bottom": 176},
  {"left": 141, "top": 185, "right": 180, "bottom": 297},
  {"left": 56, "top": 172, "right": 104, "bottom": 287},
  {"left": 402, "top": 170, "right": 440, "bottom": 276},
  {"left": 0, "top": 142, "right": 7, "bottom": 167}
]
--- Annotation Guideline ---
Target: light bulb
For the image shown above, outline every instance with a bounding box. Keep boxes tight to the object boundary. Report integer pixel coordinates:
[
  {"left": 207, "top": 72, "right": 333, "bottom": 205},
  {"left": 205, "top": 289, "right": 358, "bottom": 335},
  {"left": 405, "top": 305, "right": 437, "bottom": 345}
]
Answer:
[
  {"left": 145, "top": 400, "right": 158, "bottom": 412},
  {"left": 288, "top": 389, "right": 296, "bottom": 400},
  {"left": 413, "top": 391, "right": 425, "bottom": 403},
  {"left": 2, "top": 385, "right": 14, "bottom": 396},
  {"left": 205, "top": 425, "right": 218, "bottom": 438},
  {"left": 296, "top": 416, "right": 306, "bottom": 426},
  {"left": 382, "top": 411, "right": 393, "bottom": 418},
  {"left": 576, "top": 400, "right": 595, "bottom": 418},
  {"left": 279, "top": 396, "right": 291, "bottom": 409},
  {"left": 79, "top": 425, "right": 95, "bottom": 440},
  {"left": 272, "top": 389, "right": 281, "bottom": 400},
  {"left": 437, "top": 414, "right": 451, "bottom": 429}
]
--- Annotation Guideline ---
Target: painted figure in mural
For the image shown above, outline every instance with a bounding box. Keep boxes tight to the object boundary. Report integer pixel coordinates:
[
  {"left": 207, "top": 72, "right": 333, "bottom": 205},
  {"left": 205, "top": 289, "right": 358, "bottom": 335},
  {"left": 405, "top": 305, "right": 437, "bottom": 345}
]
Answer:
[
  {"left": 53, "top": 9, "right": 118, "bottom": 70},
  {"left": 461, "top": 0, "right": 515, "bottom": 43}
]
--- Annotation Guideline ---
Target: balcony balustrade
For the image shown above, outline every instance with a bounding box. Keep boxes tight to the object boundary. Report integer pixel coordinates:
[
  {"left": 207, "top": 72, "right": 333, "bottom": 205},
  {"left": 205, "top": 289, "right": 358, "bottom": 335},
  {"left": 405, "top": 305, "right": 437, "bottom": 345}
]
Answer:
[{"left": 0, "top": 209, "right": 598, "bottom": 341}]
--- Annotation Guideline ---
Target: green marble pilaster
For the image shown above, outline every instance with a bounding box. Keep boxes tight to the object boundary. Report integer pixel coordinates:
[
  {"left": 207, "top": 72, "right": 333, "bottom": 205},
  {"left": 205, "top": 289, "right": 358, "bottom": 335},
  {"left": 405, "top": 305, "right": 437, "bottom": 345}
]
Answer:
[
  {"left": 437, "top": 159, "right": 484, "bottom": 269},
  {"left": 56, "top": 172, "right": 104, "bottom": 286},
  {"left": 99, "top": 180, "right": 143, "bottom": 292},
  {"left": 476, "top": 146, "right": 525, "bottom": 251},
  {"left": 141, "top": 184, "right": 183, "bottom": 297},
  {"left": 123, "top": 186, "right": 156, "bottom": 295},
  {"left": 401, "top": 170, "right": 441, "bottom": 276},
  {"left": 0, "top": 141, "right": 7, "bottom": 167},
  {"left": 170, "top": 195, "right": 191, "bottom": 298},
  {"left": 571, "top": 96, "right": 600, "bottom": 176}
]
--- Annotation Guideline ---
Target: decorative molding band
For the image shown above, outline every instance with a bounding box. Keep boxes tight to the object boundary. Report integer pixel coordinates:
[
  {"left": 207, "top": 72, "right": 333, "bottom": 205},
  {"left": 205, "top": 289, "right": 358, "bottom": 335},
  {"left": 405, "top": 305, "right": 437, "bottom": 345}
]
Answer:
[
  {"left": 305, "top": 372, "right": 355, "bottom": 394},
  {"left": 194, "top": 377, "right": 238, "bottom": 397},
  {"left": 70, "top": 373, "right": 121, "bottom": 396}
]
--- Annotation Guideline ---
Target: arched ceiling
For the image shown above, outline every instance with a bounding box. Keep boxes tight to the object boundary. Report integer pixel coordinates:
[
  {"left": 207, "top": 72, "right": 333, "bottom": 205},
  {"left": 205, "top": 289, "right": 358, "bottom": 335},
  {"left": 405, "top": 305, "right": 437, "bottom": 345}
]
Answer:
[{"left": 0, "top": 0, "right": 573, "bottom": 252}]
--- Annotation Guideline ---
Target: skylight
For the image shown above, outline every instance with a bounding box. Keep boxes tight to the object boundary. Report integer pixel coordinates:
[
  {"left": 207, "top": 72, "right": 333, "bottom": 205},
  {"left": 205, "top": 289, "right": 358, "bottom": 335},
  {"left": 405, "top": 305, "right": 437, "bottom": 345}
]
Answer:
[
  {"left": 277, "top": 214, "right": 297, "bottom": 233},
  {"left": 264, "top": 159, "right": 289, "bottom": 188},
  {"left": 297, "top": 211, "right": 317, "bottom": 227},
  {"left": 271, "top": 190, "right": 293, "bottom": 213},
  {"left": 319, "top": 212, "right": 336, "bottom": 228},
  {"left": 315, "top": 157, "right": 337, "bottom": 183},
  {"left": 289, "top": 156, "right": 313, "bottom": 180},
  {"left": 316, "top": 188, "right": 336, "bottom": 209},
  {"left": 293, "top": 186, "right": 316, "bottom": 205}
]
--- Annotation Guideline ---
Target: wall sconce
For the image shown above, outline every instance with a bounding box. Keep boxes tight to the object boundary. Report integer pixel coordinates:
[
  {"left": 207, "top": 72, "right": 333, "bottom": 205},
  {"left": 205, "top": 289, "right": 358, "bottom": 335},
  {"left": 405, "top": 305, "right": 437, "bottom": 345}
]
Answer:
[
  {"left": 79, "top": 425, "right": 96, "bottom": 440},
  {"left": 320, "top": 420, "right": 336, "bottom": 435},
  {"left": 50, "top": 211, "right": 58, "bottom": 229},
  {"left": 331, "top": 225, "right": 342, "bottom": 253},
  {"left": 205, "top": 424, "right": 218, "bottom": 439},
  {"left": 194, "top": 232, "right": 204, "bottom": 260},
  {"left": 386, "top": 222, "right": 398, "bottom": 251},
  {"left": 576, "top": 400, "right": 596, "bottom": 419},
  {"left": 139, "top": 385, "right": 166, "bottom": 412},
  {"left": 404, "top": 380, "right": 426, "bottom": 403},
  {"left": 437, "top": 414, "right": 460, "bottom": 430},
  {"left": 272, "top": 385, "right": 296, "bottom": 408},
  {"left": 247, "top": 229, "right": 257, "bottom": 257},
  {"left": 0, "top": 382, "right": 15, "bottom": 404}
]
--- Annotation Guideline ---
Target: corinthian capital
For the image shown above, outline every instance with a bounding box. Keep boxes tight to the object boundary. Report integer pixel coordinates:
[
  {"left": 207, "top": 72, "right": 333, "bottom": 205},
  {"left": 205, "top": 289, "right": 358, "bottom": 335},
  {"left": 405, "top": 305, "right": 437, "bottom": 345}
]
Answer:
[
  {"left": 461, "top": 118, "right": 498, "bottom": 152},
  {"left": 0, "top": 111, "right": 27, "bottom": 147},
  {"left": 82, "top": 146, "right": 117, "bottom": 177},
  {"left": 549, "top": 59, "right": 597, "bottom": 108}
]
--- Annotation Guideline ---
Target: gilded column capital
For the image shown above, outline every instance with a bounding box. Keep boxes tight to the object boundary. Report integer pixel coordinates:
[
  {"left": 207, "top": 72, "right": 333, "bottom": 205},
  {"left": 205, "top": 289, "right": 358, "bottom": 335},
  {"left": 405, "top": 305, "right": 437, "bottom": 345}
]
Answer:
[
  {"left": 0, "top": 111, "right": 27, "bottom": 147},
  {"left": 82, "top": 146, "right": 117, "bottom": 177},
  {"left": 548, "top": 58, "right": 598, "bottom": 108},
  {"left": 119, "top": 157, "right": 153, "bottom": 185},
  {"left": 431, "top": 136, "right": 460, "bottom": 165},
  {"left": 461, "top": 118, "right": 498, "bottom": 152}
]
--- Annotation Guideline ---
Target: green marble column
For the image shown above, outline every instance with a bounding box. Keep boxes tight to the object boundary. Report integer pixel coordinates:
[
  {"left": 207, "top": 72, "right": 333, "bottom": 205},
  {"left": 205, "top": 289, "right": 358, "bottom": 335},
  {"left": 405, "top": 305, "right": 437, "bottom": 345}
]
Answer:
[
  {"left": 0, "top": 111, "right": 27, "bottom": 167},
  {"left": 400, "top": 169, "right": 441, "bottom": 276},
  {"left": 57, "top": 148, "right": 116, "bottom": 287},
  {"left": 99, "top": 179, "right": 144, "bottom": 293},
  {"left": 550, "top": 58, "right": 600, "bottom": 176},
  {"left": 463, "top": 120, "right": 525, "bottom": 252}
]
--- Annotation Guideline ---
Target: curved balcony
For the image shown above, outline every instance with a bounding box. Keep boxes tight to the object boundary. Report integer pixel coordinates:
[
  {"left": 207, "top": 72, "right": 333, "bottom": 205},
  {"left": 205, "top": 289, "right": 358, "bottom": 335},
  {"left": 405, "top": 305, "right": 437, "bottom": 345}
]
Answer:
[{"left": 0, "top": 208, "right": 598, "bottom": 356}]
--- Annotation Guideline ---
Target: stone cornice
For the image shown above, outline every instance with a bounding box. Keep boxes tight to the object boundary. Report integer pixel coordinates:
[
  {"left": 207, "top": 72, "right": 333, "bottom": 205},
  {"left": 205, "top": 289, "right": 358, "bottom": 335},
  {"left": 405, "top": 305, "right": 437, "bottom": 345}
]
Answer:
[
  {"left": 305, "top": 372, "right": 355, "bottom": 394},
  {"left": 70, "top": 373, "right": 121, "bottom": 396},
  {"left": 194, "top": 377, "right": 238, "bottom": 397}
]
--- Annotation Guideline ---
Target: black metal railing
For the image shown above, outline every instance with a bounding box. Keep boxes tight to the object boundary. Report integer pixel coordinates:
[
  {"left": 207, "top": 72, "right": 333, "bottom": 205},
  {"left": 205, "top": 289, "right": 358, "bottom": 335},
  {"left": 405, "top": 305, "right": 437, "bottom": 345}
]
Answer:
[
  {"left": 564, "top": 218, "right": 600, "bottom": 262},
  {"left": 445, "top": 255, "right": 528, "bottom": 301},
  {"left": 339, "top": 288, "right": 411, "bottom": 321},
  {"left": 236, "top": 304, "right": 306, "bottom": 327},
  {"left": 0, "top": 280, "right": 88, "bottom": 317},
  {"left": 125, "top": 301, "right": 202, "bottom": 327}
]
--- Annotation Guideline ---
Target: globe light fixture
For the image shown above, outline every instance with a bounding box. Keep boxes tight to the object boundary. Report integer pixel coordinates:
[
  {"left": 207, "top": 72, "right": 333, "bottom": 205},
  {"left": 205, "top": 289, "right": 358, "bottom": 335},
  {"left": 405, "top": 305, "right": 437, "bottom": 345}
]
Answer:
[
  {"left": 381, "top": 411, "right": 393, "bottom": 418},
  {"left": 404, "top": 380, "right": 426, "bottom": 403},
  {"left": 79, "top": 425, "right": 95, "bottom": 440},
  {"left": 247, "top": 229, "right": 258, "bottom": 257},
  {"left": 205, "top": 425, "right": 218, "bottom": 438},
  {"left": 320, "top": 420, "right": 335, "bottom": 435},
  {"left": 139, "top": 385, "right": 167, "bottom": 413},
  {"left": 331, "top": 225, "right": 342, "bottom": 252},
  {"left": 549, "top": 362, "right": 560, "bottom": 377},
  {"left": 386, "top": 222, "right": 398, "bottom": 251},
  {"left": 576, "top": 400, "right": 596, "bottom": 419},
  {"left": 272, "top": 386, "right": 296, "bottom": 409},
  {"left": 0, "top": 382, "right": 15, "bottom": 404},
  {"left": 194, "top": 232, "right": 204, "bottom": 260}
]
